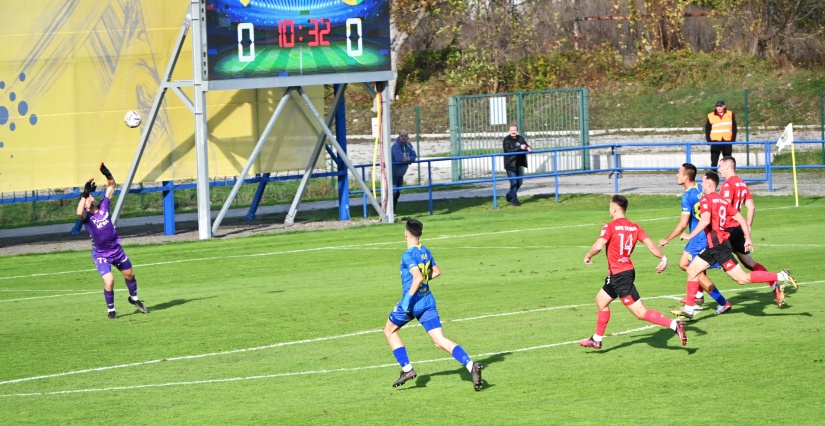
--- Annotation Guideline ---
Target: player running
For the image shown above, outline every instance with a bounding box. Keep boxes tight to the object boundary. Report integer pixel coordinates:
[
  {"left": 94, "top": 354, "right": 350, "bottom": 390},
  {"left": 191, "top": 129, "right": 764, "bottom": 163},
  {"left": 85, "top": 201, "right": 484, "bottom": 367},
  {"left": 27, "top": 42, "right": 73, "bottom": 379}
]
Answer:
[
  {"left": 659, "top": 163, "right": 731, "bottom": 315},
  {"left": 579, "top": 195, "right": 688, "bottom": 350},
  {"left": 676, "top": 171, "right": 796, "bottom": 319},
  {"left": 383, "top": 219, "right": 483, "bottom": 391},
  {"left": 717, "top": 156, "right": 794, "bottom": 307},
  {"left": 76, "top": 163, "right": 148, "bottom": 320}
]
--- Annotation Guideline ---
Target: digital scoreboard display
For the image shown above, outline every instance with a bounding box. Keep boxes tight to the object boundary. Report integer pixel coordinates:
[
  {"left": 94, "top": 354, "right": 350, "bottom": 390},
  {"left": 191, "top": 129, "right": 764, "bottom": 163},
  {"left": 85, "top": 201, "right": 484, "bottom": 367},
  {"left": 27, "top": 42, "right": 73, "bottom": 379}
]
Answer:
[{"left": 205, "top": 0, "right": 393, "bottom": 89}]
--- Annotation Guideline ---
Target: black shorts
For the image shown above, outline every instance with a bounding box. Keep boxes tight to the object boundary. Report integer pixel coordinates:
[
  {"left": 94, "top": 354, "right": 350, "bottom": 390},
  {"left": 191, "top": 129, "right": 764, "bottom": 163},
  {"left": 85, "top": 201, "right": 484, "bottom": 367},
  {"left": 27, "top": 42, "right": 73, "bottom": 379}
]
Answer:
[
  {"left": 697, "top": 240, "right": 739, "bottom": 271},
  {"left": 602, "top": 270, "right": 641, "bottom": 306},
  {"left": 726, "top": 225, "right": 750, "bottom": 254}
]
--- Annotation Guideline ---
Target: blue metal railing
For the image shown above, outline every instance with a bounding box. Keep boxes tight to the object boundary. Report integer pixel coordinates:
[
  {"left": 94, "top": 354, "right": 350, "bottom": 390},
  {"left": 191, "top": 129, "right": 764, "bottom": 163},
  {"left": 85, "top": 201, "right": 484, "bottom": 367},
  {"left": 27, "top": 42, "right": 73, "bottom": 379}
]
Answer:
[{"left": 3, "top": 139, "right": 823, "bottom": 227}]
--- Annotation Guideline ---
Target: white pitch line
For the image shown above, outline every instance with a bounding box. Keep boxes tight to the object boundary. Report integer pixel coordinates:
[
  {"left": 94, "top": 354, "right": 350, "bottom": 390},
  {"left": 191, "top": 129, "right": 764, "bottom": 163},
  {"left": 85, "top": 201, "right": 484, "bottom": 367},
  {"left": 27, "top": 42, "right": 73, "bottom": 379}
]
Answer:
[
  {"left": 0, "top": 289, "right": 124, "bottom": 303},
  {"left": 3, "top": 282, "right": 806, "bottom": 388},
  {"left": 0, "top": 281, "right": 819, "bottom": 395},
  {"left": 0, "top": 324, "right": 660, "bottom": 398}
]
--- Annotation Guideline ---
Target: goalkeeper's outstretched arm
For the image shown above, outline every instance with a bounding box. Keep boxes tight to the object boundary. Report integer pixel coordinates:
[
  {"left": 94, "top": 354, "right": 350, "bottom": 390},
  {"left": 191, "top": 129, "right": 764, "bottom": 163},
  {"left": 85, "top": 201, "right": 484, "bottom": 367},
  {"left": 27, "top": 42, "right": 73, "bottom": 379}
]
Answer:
[{"left": 100, "top": 162, "right": 116, "bottom": 199}]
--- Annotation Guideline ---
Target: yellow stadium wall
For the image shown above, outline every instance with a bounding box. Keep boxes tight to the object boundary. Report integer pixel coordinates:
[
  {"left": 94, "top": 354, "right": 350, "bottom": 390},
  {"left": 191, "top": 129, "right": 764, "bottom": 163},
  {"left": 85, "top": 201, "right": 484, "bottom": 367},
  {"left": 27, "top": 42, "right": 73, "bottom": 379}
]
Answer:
[{"left": 0, "top": 1, "right": 325, "bottom": 193}]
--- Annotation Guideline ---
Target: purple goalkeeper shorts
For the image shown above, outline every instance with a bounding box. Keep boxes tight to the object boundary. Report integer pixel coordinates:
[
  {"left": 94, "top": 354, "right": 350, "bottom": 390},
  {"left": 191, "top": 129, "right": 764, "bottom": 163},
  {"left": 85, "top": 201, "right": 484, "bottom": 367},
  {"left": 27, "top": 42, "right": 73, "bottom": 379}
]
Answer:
[{"left": 91, "top": 246, "right": 133, "bottom": 277}]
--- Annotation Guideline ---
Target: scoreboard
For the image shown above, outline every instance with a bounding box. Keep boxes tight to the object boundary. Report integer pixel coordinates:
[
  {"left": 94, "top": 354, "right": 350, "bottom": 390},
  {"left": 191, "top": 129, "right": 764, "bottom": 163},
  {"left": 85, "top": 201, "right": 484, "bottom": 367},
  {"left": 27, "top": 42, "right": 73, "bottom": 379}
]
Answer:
[{"left": 204, "top": 0, "right": 394, "bottom": 89}]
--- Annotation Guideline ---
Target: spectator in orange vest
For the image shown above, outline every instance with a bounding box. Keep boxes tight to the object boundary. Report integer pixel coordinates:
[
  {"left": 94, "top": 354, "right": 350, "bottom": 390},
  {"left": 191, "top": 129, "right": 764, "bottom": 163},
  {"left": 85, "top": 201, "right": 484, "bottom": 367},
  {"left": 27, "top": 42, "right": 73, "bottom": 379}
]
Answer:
[{"left": 704, "top": 100, "right": 737, "bottom": 168}]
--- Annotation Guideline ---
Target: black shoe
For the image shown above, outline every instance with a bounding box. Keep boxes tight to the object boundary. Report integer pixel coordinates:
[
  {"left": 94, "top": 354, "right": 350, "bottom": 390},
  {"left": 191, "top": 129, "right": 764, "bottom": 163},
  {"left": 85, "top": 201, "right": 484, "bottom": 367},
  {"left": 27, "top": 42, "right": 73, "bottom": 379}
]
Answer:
[
  {"left": 128, "top": 297, "right": 149, "bottom": 314},
  {"left": 392, "top": 368, "right": 417, "bottom": 388},
  {"left": 471, "top": 363, "right": 484, "bottom": 391},
  {"left": 107, "top": 310, "right": 117, "bottom": 320},
  {"left": 506, "top": 194, "right": 512, "bottom": 202},
  {"left": 511, "top": 200, "right": 522, "bottom": 207}
]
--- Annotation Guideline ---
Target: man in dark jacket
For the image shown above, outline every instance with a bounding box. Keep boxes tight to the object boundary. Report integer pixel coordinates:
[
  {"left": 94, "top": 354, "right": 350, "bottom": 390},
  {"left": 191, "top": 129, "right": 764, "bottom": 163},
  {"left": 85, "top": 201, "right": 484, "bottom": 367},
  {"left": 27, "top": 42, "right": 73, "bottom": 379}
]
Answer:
[{"left": 502, "top": 124, "right": 532, "bottom": 206}]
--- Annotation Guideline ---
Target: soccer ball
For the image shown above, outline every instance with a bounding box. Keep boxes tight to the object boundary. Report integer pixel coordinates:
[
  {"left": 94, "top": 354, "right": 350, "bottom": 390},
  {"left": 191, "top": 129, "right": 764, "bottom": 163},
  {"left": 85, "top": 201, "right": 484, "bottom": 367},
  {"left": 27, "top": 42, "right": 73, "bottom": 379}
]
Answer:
[{"left": 124, "top": 110, "right": 142, "bottom": 128}]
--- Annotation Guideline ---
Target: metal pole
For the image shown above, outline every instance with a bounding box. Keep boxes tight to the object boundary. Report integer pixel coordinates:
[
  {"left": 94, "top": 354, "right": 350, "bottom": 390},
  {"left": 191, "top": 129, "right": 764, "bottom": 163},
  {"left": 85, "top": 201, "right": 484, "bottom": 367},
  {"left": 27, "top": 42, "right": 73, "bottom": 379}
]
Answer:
[
  {"left": 191, "top": 0, "right": 211, "bottom": 239},
  {"left": 415, "top": 105, "right": 421, "bottom": 185},
  {"left": 820, "top": 86, "right": 824, "bottom": 164},
  {"left": 744, "top": 88, "right": 750, "bottom": 166},
  {"left": 112, "top": 10, "right": 191, "bottom": 224}
]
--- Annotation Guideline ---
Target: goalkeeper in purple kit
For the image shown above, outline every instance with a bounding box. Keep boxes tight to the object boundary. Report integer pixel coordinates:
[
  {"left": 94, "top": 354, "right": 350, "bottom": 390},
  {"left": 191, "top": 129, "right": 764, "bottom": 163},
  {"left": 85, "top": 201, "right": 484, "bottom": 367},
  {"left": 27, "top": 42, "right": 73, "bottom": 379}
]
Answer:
[{"left": 76, "top": 163, "right": 148, "bottom": 320}]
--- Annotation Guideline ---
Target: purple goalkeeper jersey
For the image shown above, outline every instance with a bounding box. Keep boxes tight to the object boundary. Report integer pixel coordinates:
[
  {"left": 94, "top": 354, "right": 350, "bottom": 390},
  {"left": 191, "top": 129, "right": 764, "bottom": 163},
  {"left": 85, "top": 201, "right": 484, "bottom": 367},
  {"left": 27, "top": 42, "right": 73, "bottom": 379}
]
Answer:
[{"left": 82, "top": 197, "right": 122, "bottom": 256}]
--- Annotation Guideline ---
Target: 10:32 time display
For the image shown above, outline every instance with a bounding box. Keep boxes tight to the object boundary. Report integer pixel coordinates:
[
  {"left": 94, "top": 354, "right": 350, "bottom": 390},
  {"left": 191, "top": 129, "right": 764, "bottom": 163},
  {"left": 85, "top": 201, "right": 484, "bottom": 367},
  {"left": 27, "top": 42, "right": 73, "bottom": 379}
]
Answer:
[{"left": 235, "top": 18, "right": 365, "bottom": 63}]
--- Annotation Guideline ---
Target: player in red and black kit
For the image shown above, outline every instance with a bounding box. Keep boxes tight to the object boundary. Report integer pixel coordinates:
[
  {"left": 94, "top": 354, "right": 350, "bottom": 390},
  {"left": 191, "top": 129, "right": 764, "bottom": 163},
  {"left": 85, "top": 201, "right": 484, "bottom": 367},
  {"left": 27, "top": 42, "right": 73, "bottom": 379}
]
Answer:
[
  {"left": 676, "top": 171, "right": 797, "bottom": 319},
  {"left": 579, "top": 195, "right": 688, "bottom": 349},
  {"left": 718, "top": 156, "right": 793, "bottom": 307}
]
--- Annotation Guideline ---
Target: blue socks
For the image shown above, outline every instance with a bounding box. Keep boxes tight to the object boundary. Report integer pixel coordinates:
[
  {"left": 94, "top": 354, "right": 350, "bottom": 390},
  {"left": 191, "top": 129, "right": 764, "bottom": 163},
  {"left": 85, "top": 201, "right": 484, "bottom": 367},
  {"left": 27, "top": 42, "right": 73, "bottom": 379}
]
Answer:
[
  {"left": 451, "top": 345, "right": 471, "bottom": 366},
  {"left": 708, "top": 288, "right": 727, "bottom": 305},
  {"left": 392, "top": 347, "right": 410, "bottom": 369}
]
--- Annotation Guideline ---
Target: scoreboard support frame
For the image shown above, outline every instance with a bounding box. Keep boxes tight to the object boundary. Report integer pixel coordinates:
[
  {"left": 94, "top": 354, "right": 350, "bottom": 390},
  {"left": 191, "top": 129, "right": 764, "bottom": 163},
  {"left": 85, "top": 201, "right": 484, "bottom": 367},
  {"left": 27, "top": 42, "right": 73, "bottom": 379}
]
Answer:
[{"left": 112, "top": 1, "right": 396, "bottom": 240}]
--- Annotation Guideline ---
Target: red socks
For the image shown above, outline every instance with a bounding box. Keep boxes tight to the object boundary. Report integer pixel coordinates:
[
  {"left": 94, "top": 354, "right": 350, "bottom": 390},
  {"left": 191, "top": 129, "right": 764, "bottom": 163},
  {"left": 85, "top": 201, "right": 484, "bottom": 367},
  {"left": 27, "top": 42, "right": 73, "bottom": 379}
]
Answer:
[
  {"left": 644, "top": 310, "right": 673, "bottom": 327},
  {"left": 596, "top": 310, "right": 610, "bottom": 336}
]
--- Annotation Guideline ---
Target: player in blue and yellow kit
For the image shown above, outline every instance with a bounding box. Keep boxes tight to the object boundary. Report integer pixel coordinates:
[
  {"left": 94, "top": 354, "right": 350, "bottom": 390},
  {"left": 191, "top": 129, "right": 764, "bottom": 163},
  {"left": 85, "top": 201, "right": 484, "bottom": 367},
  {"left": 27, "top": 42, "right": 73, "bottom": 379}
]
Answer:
[
  {"left": 383, "top": 219, "right": 484, "bottom": 391},
  {"left": 659, "top": 163, "right": 730, "bottom": 316}
]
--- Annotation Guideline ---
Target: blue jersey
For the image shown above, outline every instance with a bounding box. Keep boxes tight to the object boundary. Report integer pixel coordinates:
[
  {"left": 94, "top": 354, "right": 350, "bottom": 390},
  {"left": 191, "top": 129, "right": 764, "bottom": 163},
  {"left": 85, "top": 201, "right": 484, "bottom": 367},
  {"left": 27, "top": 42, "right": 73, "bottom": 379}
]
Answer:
[
  {"left": 682, "top": 184, "right": 709, "bottom": 254},
  {"left": 400, "top": 245, "right": 437, "bottom": 297}
]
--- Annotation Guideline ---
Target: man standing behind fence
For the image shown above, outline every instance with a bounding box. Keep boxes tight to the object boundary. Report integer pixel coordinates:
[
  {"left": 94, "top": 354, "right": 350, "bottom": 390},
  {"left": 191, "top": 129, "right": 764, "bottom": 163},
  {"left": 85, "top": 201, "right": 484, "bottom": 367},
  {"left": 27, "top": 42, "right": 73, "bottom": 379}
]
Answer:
[
  {"left": 705, "top": 100, "right": 737, "bottom": 168},
  {"left": 502, "top": 124, "right": 532, "bottom": 206},
  {"left": 391, "top": 131, "right": 417, "bottom": 207}
]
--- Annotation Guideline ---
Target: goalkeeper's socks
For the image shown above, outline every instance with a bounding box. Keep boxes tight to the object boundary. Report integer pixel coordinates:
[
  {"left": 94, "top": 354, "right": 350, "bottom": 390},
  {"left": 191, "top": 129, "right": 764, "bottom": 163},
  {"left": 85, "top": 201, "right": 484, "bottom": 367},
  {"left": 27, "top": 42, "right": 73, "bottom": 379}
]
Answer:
[
  {"left": 451, "top": 345, "right": 471, "bottom": 366},
  {"left": 126, "top": 279, "right": 138, "bottom": 298},
  {"left": 104, "top": 289, "right": 115, "bottom": 310},
  {"left": 392, "top": 347, "right": 411, "bottom": 370},
  {"left": 708, "top": 288, "right": 727, "bottom": 306}
]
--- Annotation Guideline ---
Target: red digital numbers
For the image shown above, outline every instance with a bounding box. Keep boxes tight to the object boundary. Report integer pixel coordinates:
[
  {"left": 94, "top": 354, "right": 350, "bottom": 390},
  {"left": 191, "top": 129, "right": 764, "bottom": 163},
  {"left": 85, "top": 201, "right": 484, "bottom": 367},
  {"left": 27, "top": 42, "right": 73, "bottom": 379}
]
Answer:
[
  {"left": 278, "top": 20, "right": 295, "bottom": 47},
  {"left": 308, "top": 18, "right": 331, "bottom": 47},
  {"left": 279, "top": 18, "right": 330, "bottom": 48}
]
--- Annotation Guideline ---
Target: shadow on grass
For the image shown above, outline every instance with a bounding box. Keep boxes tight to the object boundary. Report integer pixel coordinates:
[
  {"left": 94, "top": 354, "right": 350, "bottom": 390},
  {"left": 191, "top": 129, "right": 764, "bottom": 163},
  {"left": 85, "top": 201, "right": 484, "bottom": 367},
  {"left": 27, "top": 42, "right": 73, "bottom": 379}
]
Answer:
[
  {"left": 397, "top": 352, "right": 509, "bottom": 391},
  {"left": 143, "top": 296, "right": 218, "bottom": 312},
  {"left": 590, "top": 327, "right": 699, "bottom": 355}
]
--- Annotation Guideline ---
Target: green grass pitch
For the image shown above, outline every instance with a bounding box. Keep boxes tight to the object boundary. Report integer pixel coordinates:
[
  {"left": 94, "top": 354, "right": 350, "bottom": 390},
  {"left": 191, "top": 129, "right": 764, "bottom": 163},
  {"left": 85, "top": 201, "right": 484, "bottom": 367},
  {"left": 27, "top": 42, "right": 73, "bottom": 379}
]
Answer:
[{"left": 1, "top": 194, "right": 823, "bottom": 424}]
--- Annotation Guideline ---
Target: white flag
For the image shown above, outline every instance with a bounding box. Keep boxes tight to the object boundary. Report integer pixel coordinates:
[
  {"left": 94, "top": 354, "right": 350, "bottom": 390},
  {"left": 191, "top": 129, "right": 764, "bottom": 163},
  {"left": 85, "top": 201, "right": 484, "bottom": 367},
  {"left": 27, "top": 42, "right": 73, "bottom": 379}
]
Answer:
[{"left": 776, "top": 123, "right": 794, "bottom": 153}]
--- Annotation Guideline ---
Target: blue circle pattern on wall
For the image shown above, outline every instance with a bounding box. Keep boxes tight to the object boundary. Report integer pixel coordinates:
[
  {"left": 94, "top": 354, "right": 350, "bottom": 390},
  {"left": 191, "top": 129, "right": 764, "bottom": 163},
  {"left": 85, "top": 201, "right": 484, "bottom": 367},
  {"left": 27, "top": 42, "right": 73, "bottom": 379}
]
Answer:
[{"left": 0, "top": 72, "right": 37, "bottom": 152}]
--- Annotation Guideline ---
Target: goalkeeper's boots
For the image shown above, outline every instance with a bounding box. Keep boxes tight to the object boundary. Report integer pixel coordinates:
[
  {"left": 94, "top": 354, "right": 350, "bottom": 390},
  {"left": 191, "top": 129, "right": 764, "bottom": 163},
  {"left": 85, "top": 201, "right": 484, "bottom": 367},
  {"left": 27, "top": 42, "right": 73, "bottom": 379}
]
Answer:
[
  {"left": 714, "top": 301, "right": 732, "bottom": 315},
  {"left": 578, "top": 336, "right": 602, "bottom": 350},
  {"left": 675, "top": 321, "right": 688, "bottom": 346},
  {"left": 670, "top": 307, "right": 695, "bottom": 320},
  {"left": 773, "top": 283, "right": 786, "bottom": 307},
  {"left": 679, "top": 295, "right": 704, "bottom": 306},
  {"left": 107, "top": 310, "right": 117, "bottom": 320},
  {"left": 392, "top": 368, "right": 417, "bottom": 388},
  {"left": 471, "top": 362, "right": 484, "bottom": 391},
  {"left": 780, "top": 269, "right": 798, "bottom": 289},
  {"left": 128, "top": 297, "right": 149, "bottom": 314}
]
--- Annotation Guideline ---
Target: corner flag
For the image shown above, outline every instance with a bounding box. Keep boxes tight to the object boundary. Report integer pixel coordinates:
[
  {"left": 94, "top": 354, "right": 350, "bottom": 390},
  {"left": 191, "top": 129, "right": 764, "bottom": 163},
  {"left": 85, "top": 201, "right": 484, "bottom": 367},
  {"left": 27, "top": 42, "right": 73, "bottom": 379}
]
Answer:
[{"left": 776, "top": 123, "right": 793, "bottom": 153}]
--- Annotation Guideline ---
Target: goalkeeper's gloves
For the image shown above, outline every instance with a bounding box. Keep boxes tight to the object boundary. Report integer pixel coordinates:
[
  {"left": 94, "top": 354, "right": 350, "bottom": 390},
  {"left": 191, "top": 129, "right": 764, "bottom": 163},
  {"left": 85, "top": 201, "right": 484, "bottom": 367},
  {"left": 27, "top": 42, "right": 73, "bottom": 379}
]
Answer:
[
  {"left": 99, "top": 162, "right": 112, "bottom": 179},
  {"left": 400, "top": 293, "right": 412, "bottom": 312},
  {"left": 80, "top": 178, "right": 96, "bottom": 198}
]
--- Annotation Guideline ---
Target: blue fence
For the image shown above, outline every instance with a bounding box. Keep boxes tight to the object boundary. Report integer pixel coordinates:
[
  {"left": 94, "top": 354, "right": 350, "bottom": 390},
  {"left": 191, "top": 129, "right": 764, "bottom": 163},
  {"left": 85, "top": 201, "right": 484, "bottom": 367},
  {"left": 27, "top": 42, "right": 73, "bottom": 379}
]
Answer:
[{"left": 2, "top": 139, "right": 823, "bottom": 230}]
